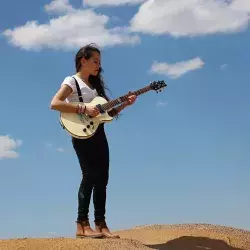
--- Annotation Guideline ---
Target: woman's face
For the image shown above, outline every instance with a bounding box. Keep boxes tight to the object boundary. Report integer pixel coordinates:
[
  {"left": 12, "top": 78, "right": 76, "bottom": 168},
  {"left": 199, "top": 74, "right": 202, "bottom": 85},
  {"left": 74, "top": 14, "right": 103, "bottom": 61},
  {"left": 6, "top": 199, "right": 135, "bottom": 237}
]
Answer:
[{"left": 81, "top": 51, "right": 101, "bottom": 76}]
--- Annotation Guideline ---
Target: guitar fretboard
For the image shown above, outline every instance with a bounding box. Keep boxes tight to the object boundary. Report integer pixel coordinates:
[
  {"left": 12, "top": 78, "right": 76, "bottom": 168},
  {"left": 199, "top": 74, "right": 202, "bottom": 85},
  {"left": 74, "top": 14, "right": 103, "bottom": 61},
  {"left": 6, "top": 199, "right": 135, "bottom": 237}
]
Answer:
[{"left": 101, "top": 85, "right": 152, "bottom": 111}]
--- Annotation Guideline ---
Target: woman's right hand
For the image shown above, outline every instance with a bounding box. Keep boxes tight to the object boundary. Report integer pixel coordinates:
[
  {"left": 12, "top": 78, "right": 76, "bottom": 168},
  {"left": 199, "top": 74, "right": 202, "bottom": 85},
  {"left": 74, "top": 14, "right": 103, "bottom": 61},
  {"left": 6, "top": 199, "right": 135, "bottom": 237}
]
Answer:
[{"left": 84, "top": 105, "right": 100, "bottom": 117}]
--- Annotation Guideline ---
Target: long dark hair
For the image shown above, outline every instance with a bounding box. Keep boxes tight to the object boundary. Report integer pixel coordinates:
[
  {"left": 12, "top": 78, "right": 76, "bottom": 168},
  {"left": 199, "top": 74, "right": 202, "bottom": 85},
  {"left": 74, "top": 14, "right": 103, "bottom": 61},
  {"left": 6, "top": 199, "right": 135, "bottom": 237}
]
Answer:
[{"left": 75, "top": 43, "right": 110, "bottom": 101}]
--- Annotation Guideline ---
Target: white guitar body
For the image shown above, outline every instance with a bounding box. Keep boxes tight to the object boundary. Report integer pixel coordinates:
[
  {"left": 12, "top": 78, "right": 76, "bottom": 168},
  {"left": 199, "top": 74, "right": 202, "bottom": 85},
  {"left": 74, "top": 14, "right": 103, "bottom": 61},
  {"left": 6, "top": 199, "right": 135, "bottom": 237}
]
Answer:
[{"left": 60, "top": 96, "right": 113, "bottom": 139}]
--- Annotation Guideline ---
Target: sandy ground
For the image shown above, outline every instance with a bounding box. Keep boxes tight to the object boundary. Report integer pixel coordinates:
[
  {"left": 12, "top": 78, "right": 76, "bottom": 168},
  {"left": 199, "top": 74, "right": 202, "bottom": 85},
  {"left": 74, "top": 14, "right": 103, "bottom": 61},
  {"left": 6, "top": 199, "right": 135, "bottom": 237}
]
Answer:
[{"left": 0, "top": 223, "right": 250, "bottom": 250}]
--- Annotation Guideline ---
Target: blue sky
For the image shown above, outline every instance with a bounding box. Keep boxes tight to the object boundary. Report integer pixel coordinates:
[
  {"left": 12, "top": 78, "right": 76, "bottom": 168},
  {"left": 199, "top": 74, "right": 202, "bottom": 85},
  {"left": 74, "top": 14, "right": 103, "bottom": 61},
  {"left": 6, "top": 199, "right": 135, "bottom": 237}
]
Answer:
[{"left": 0, "top": 0, "right": 250, "bottom": 239}]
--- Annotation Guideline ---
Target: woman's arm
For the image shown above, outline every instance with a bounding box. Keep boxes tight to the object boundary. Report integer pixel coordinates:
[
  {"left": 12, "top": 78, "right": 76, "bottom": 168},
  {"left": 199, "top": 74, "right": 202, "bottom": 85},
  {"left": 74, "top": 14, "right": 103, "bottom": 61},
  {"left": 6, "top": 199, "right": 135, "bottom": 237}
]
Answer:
[
  {"left": 50, "top": 84, "right": 100, "bottom": 116},
  {"left": 108, "top": 93, "right": 137, "bottom": 117},
  {"left": 108, "top": 103, "right": 128, "bottom": 117},
  {"left": 50, "top": 85, "right": 78, "bottom": 113}
]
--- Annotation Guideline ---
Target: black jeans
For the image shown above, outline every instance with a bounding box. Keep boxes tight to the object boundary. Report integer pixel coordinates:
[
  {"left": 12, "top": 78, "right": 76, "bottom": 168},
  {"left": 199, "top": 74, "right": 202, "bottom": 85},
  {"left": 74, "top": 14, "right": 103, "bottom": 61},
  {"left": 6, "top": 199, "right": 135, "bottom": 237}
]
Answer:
[{"left": 72, "top": 126, "right": 109, "bottom": 223}]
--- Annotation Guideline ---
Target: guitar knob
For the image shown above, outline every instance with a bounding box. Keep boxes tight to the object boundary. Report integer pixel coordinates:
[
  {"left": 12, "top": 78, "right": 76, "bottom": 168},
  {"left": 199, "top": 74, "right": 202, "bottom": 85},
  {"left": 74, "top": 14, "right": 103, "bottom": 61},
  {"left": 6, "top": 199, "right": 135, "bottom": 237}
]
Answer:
[
  {"left": 83, "top": 128, "right": 87, "bottom": 132},
  {"left": 90, "top": 121, "right": 94, "bottom": 125},
  {"left": 87, "top": 125, "right": 90, "bottom": 128}
]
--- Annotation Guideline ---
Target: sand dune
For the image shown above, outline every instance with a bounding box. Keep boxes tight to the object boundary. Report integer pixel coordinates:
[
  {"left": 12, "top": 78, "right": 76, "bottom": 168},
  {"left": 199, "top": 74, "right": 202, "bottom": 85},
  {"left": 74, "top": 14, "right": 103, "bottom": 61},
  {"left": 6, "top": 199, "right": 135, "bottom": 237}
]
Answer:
[{"left": 0, "top": 223, "right": 249, "bottom": 250}]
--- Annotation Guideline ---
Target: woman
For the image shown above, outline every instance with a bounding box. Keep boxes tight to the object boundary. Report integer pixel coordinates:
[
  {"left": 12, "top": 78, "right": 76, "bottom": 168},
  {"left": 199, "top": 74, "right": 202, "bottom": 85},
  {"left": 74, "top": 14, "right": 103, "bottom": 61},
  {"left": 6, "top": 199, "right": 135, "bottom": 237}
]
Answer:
[{"left": 50, "top": 44, "right": 136, "bottom": 239}]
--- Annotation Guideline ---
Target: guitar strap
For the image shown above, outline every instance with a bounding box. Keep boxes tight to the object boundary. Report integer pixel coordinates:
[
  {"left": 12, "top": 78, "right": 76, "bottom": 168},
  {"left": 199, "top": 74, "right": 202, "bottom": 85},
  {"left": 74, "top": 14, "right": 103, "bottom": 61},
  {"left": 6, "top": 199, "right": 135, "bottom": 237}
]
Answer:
[
  {"left": 60, "top": 76, "right": 84, "bottom": 131},
  {"left": 72, "top": 76, "right": 83, "bottom": 102}
]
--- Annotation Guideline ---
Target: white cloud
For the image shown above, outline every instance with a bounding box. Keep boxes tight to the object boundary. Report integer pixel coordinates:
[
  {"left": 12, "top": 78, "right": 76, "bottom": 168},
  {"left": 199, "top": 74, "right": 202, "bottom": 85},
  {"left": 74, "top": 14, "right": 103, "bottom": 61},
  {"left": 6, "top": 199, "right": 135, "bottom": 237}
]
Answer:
[
  {"left": 45, "top": 143, "right": 65, "bottom": 153},
  {"left": 150, "top": 57, "right": 205, "bottom": 79},
  {"left": 84, "top": 0, "right": 145, "bottom": 7},
  {"left": 3, "top": 6, "right": 140, "bottom": 51},
  {"left": 156, "top": 100, "right": 168, "bottom": 107},
  {"left": 56, "top": 147, "right": 65, "bottom": 152},
  {"left": 3, "top": 0, "right": 250, "bottom": 51},
  {"left": 44, "top": 0, "right": 74, "bottom": 14},
  {"left": 45, "top": 143, "right": 53, "bottom": 148},
  {"left": 0, "top": 135, "right": 22, "bottom": 160},
  {"left": 220, "top": 63, "right": 228, "bottom": 70},
  {"left": 231, "top": 0, "right": 250, "bottom": 12},
  {"left": 130, "top": 0, "right": 250, "bottom": 37},
  {"left": 47, "top": 231, "right": 57, "bottom": 234}
]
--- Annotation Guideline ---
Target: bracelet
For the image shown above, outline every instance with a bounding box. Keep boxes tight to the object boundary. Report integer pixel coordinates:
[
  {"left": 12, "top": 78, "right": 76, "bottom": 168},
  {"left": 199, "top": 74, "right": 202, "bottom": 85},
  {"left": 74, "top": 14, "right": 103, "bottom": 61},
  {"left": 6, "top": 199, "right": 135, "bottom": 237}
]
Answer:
[
  {"left": 76, "top": 104, "right": 80, "bottom": 113},
  {"left": 76, "top": 104, "right": 86, "bottom": 114}
]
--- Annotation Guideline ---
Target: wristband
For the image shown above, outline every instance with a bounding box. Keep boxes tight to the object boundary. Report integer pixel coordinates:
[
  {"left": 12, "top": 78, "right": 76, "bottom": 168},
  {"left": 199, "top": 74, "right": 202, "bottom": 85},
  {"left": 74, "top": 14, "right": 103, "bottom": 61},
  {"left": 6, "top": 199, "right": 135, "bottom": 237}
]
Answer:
[
  {"left": 76, "top": 104, "right": 80, "bottom": 114},
  {"left": 76, "top": 104, "right": 86, "bottom": 114}
]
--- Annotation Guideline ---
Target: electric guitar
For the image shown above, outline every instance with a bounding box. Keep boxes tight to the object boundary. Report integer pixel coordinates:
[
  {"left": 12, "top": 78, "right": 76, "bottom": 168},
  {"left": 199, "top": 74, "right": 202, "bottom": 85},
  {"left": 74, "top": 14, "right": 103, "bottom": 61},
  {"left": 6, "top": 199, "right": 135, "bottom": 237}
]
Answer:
[{"left": 60, "top": 80, "right": 167, "bottom": 139}]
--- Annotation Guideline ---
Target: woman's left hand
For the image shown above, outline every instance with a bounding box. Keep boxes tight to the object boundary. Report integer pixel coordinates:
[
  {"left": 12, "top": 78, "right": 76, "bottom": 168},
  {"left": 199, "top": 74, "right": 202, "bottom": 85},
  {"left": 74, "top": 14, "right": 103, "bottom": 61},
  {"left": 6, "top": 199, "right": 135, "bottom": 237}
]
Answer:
[{"left": 125, "top": 91, "right": 137, "bottom": 106}]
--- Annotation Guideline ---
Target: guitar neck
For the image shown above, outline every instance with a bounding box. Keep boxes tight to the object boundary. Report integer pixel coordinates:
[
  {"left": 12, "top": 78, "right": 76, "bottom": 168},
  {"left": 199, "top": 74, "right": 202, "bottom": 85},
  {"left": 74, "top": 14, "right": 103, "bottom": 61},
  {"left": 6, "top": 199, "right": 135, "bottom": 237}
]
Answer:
[{"left": 101, "top": 85, "right": 152, "bottom": 111}]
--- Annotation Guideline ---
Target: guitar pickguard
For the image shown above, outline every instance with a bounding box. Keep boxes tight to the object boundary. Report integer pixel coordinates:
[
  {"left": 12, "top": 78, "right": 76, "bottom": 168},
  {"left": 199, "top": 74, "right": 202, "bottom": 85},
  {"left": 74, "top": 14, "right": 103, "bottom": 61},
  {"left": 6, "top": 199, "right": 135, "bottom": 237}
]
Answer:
[{"left": 78, "top": 113, "right": 85, "bottom": 122}]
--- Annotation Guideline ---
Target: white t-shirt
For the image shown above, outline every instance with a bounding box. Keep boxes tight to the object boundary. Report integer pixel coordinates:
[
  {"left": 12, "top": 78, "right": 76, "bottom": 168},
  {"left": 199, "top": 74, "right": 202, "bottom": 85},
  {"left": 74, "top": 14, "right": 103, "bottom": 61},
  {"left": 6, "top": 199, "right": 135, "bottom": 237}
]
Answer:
[{"left": 61, "top": 74, "right": 98, "bottom": 103}]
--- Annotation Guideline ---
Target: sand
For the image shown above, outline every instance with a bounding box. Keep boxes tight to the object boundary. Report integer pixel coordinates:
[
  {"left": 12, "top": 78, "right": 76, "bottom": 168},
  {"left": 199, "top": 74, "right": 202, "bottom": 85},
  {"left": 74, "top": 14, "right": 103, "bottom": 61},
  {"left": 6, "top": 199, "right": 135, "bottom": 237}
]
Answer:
[{"left": 0, "top": 223, "right": 250, "bottom": 250}]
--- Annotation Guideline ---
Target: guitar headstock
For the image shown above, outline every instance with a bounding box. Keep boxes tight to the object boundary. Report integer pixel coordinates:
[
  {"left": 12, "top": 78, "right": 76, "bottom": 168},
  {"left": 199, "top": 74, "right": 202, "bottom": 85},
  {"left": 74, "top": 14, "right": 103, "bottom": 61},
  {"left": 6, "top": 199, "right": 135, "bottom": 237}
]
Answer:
[{"left": 150, "top": 80, "right": 167, "bottom": 93}]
